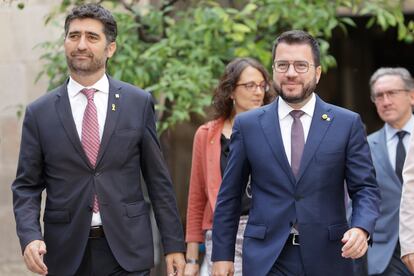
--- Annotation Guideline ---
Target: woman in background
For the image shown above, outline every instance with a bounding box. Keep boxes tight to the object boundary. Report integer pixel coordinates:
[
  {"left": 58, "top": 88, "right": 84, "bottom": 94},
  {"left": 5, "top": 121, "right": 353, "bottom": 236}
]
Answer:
[{"left": 184, "top": 57, "right": 275, "bottom": 276}]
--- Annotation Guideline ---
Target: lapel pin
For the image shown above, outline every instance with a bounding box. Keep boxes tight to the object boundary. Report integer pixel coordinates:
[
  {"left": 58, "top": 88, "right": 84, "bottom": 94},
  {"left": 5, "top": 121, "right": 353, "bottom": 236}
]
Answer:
[
  {"left": 112, "top": 104, "right": 116, "bottom": 111},
  {"left": 322, "top": 114, "right": 331, "bottom": 121},
  {"left": 115, "top": 93, "right": 120, "bottom": 99}
]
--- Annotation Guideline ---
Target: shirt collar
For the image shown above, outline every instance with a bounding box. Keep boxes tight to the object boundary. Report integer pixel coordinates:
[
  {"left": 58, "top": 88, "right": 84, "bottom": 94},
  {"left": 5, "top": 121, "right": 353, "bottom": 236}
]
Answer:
[
  {"left": 385, "top": 114, "right": 414, "bottom": 142},
  {"left": 67, "top": 74, "right": 109, "bottom": 97},
  {"left": 278, "top": 92, "right": 316, "bottom": 119}
]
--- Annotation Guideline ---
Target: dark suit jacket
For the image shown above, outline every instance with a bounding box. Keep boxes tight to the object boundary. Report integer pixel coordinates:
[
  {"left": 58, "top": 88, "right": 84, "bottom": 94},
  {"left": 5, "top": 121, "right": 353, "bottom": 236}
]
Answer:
[
  {"left": 12, "top": 76, "right": 185, "bottom": 275},
  {"left": 211, "top": 96, "right": 381, "bottom": 276}
]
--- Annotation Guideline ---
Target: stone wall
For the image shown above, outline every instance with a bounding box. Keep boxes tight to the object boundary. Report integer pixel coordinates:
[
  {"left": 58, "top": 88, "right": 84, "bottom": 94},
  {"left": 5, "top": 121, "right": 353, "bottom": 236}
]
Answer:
[{"left": 0, "top": 0, "right": 59, "bottom": 274}]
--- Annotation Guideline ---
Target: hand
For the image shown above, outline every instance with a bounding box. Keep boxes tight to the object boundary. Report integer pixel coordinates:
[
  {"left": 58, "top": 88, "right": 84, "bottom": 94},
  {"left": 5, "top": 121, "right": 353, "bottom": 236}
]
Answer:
[
  {"left": 212, "top": 261, "right": 234, "bottom": 276},
  {"left": 402, "top": 253, "right": 414, "bottom": 273},
  {"left": 184, "top": 263, "right": 200, "bottom": 276},
  {"left": 23, "top": 240, "right": 48, "bottom": 275},
  {"left": 341, "top": 227, "right": 368, "bottom": 259},
  {"left": 166, "top": 252, "right": 186, "bottom": 276}
]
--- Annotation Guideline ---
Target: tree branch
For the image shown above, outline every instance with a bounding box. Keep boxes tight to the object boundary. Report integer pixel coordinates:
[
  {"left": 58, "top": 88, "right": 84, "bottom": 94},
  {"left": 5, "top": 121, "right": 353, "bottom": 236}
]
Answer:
[
  {"left": 118, "top": 0, "right": 135, "bottom": 13},
  {"left": 161, "top": 0, "right": 180, "bottom": 12},
  {"left": 160, "top": 0, "right": 182, "bottom": 38},
  {"left": 135, "top": 0, "right": 183, "bottom": 43}
]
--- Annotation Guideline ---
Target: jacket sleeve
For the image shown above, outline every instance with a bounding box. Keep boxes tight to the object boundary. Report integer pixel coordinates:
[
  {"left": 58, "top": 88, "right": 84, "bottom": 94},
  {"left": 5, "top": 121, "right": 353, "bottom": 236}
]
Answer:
[
  {"left": 345, "top": 113, "right": 381, "bottom": 236},
  {"left": 139, "top": 94, "right": 185, "bottom": 254},
  {"left": 186, "top": 126, "right": 208, "bottom": 242},
  {"left": 12, "top": 106, "right": 46, "bottom": 253},
  {"left": 211, "top": 116, "right": 250, "bottom": 261}
]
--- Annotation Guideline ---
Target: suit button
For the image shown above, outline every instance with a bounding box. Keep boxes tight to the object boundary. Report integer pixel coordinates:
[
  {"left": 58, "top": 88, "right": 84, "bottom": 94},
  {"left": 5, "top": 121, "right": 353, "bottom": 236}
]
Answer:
[
  {"left": 294, "top": 195, "right": 302, "bottom": 201},
  {"left": 94, "top": 172, "right": 101, "bottom": 177}
]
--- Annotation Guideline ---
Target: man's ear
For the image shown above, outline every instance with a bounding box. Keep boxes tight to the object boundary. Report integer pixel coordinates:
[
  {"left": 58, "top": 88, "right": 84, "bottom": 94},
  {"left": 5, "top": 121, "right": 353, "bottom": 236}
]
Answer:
[
  {"left": 408, "top": 89, "right": 414, "bottom": 107},
  {"left": 315, "top": 65, "right": 322, "bottom": 84},
  {"left": 106, "top": 42, "right": 116, "bottom": 58}
]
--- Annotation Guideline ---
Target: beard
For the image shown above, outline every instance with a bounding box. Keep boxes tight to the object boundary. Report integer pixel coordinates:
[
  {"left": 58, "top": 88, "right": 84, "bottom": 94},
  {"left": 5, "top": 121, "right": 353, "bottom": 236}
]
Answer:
[
  {"left": 66, "top": 50, "right": 106, "bottom": 76},
  {"left": 275, "top": 76, "right": 318, "bottom": 104}
]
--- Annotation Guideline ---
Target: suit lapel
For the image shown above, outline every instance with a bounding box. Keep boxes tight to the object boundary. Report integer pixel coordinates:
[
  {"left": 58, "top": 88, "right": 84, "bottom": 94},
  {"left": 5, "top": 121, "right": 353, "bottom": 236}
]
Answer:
[
  {"left": 260, "top": 100, "right": 296, "bottom": 184},
  {"left": 296, "top": 96, "right": 332, "bottom": 182},
  {"left": 55, "top": 82, "right": 91, "bottom": 168},
  {"left": 371, "top": 127, "right": 400, "bottom": 184},
  {"left": 96, "top": 77, "right": 122, "bottom": 167}
]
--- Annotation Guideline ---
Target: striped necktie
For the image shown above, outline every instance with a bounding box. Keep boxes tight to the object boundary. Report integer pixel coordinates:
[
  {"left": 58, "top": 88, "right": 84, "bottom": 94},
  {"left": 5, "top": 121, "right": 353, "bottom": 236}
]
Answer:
[{"left": 80, "top": 88, "right": 100, "bottom": 213}]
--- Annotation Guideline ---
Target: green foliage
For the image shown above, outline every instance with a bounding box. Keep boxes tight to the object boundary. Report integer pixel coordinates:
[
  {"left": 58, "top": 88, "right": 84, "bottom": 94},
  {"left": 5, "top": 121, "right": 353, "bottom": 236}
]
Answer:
[{"left": 36, "top": 0, "right": 414, "bottom": 133}]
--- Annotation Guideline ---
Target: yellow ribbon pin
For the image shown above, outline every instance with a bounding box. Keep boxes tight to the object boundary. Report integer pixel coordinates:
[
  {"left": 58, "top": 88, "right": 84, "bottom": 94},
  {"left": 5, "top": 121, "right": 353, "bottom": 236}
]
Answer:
[{"left": 322, "top": 114, "right": 330, "bottom": 121}]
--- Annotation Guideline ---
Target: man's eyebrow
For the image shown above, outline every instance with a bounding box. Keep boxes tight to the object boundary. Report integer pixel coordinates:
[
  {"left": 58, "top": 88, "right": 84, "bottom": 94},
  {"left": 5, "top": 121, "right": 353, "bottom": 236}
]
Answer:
[
  {"left": 67, "top": 30, "right": 101, "bottom": 36},
  {"left": 85, "top": 31, "right": 100, "bottom": 36}
]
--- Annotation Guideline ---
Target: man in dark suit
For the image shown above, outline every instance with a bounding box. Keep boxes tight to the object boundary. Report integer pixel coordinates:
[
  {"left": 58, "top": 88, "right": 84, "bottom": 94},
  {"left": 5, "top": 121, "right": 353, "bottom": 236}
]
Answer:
[
  {"left": 211, "top": 30, "right": 381, "bottom": 276},
  {"left": 367, "top": 67, "right": 414, "bottom": 276},
  {"left": 12, "top": 4, "right": 185, "bottom": 276}
]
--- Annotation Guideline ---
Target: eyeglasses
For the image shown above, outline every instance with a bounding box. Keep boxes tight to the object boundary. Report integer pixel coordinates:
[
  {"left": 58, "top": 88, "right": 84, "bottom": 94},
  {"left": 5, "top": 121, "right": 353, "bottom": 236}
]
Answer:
[
  {"left": 371, "top": 89, "right": 408, "bottom": 102},
  {"left": 236, "top": 81, "right": 269, "bottom": 93},
  {"left": 273, "top": 60, "right": 315, "bottom": 73}
]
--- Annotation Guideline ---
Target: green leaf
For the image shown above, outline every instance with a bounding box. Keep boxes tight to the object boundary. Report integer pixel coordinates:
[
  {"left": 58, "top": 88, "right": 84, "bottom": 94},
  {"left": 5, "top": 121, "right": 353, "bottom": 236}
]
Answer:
[
  {"left": 267, "top": 13, "right": 280, "bottom": 26},
  {"left": 232, "top": 23, "right": 251, "bottom": 33},
  {"left": 240, "top": 3, "right": 257, "bottom": 15},
  {"left": 340, "top": 17, "right": 356, "bottom": 27},
  {"left": 377, "top": 13, "right": 387, "bottom": 30},
  {"left": 35, "top": 0, "right": 414, "bottom": 133}
]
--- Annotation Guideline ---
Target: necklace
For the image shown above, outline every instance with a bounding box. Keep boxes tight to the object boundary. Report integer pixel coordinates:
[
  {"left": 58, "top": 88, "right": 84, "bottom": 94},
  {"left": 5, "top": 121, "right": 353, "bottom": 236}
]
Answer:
[{"left": 222, "top": 118, "right": 234, "bottom": 139}]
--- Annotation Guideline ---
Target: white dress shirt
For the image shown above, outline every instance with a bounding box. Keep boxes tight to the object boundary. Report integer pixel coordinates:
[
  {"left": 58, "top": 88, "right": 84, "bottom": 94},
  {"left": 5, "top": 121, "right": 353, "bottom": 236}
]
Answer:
[
  {"left": 385, "top": 115, "right": 414, "bottom": 170},
  {"left": 278, "top": 93, "right": 316, "bottom": 235},
  {"left": 278, "top": 93, "right": 316, "bottom": 165},
  {"left": 67, "top": 74, "right": 109, "bottom": 226}
]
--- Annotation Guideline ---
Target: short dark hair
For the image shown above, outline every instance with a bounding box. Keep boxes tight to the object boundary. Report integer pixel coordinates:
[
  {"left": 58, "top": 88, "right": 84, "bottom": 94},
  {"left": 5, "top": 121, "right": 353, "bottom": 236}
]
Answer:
[
  {"left": 212, "top": 57, "right": 275, "bottom": 120},
  {"left": 271, "top": 30, "right": 320, "bottom": 66},
  {"left": 64, "top": 3, "right": 117, "bottom": 43}
]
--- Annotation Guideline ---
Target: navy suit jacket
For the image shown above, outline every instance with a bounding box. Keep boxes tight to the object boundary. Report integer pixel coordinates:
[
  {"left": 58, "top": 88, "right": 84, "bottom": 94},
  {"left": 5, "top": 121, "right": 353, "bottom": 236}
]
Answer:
[
  {"left": 12, "top": 76, "right": 185, "bottom": 275},
  {"left": 211, "top": 96, "right": 381, "bottom": 276},
  {"left": 367, "top": 127, "right": 403, "bottom": 274}
]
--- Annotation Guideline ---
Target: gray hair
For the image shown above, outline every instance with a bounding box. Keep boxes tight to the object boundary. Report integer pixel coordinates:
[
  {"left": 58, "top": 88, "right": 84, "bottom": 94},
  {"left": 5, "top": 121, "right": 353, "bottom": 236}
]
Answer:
[{"left": 369, "top": 67, "right": 414, "bottom": 94}]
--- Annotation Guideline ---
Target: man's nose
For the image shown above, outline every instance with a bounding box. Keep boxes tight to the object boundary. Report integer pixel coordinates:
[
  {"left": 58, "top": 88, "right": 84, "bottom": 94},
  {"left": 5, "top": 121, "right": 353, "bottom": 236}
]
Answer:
[
  {"left": 286, "top": 64, "right": 298, "bottom": 77},
  {"left": 77, "top": 35, "right": 87, "bottom": 50},
  {"left": 382, "top": 93, "right": 393, "bottom": 104}
]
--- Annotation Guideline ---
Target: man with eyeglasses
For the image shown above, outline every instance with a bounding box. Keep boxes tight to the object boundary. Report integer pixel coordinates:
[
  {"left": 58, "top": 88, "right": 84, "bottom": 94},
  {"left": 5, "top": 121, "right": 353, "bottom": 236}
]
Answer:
[
  {"left": 365, "top": 67, "right": 414, "bottom": 276},
  {"left": 211, "top": 30, "right": 380, "bottom": 276}
]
